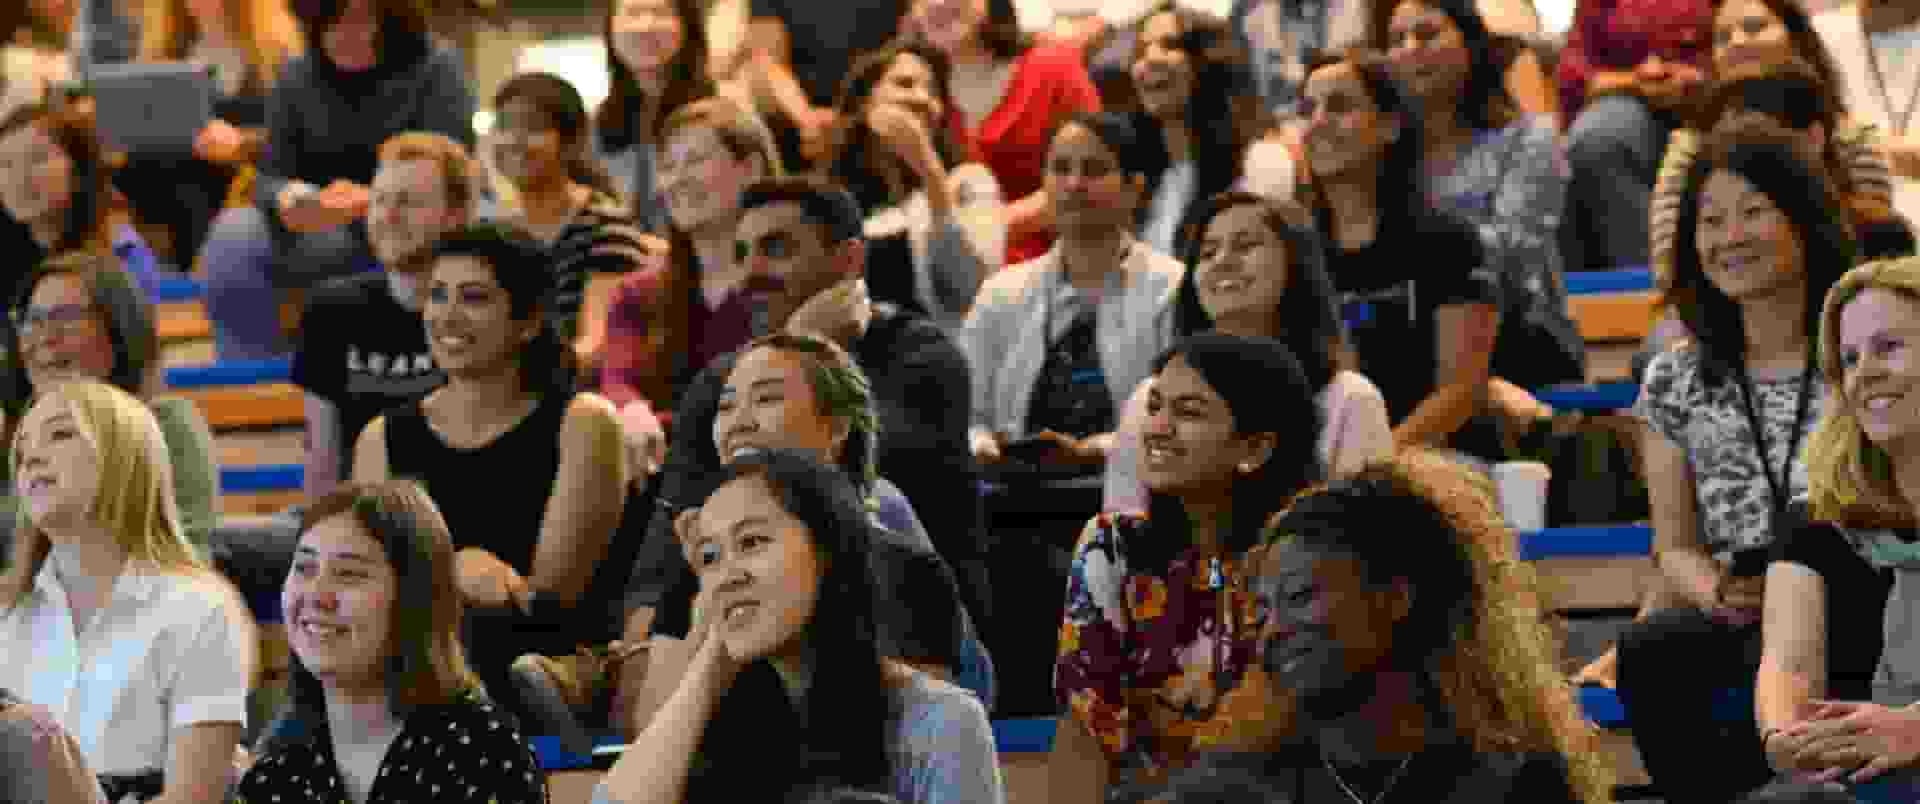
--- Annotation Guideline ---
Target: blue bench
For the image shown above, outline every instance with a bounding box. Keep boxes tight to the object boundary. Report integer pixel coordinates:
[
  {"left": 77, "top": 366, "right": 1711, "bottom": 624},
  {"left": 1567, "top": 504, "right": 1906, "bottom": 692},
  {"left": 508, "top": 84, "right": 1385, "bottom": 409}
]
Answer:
[
  {"left": 1518, "top": 524, "right": 1652, "bottom": 560},
  {"left": 165, "top": 357, "right": 294, "bottom": 389},
  {"left": 1565, "top": 268, "right": 1653, "bottom": 296},
  {"left": 1533, "top": 381, "right": 1639, "bottom": 412}
]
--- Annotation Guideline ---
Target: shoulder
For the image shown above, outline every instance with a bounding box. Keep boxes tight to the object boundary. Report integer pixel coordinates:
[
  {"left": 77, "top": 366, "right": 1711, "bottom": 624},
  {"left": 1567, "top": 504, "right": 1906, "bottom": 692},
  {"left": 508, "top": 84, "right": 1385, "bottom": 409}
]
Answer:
[
  {"left": 1133, "top": 242, "right": 1186, "bottom": 281},
  {"left": 1017, "top": 42, "right": 1090, "bottom": 76},
  {"left": 1323, "top": 370, "right": 1386, "bottom": 406},
  {"left": 976, "top": 256, "right": 1048, "bottom": 299},
  {"left": 1641, "top": 345, "right": 1704, "bottom": 394},
  {"left": 271, "top": 53, "right": 319, "bottom": 88},
  {"left": 891, "top": 673, "right": 992, "bottom": 750},
  {"left": 146, "top": 394, "right": 205, "bottom": 425},
  {"left": 561, "top": 393, "right": 624, "bottom": 447},
  {"left": 140, "top": 566, "right": 250, "bottom": 625}
]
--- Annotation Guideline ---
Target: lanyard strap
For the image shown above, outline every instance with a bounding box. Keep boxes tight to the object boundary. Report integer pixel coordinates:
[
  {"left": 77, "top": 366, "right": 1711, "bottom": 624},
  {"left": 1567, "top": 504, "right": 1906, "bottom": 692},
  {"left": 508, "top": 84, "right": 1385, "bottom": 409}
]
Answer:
[{"left": 1734, "top": 360, "right": 1815, "bottom": 519}]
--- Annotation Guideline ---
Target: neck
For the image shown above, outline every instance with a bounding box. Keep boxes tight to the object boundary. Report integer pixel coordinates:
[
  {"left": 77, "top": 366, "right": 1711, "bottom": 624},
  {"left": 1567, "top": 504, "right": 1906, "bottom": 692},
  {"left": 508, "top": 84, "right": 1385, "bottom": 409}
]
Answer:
[
  {"left": 1740, "top": 286, "right": 1809, "bottom": 369},
  {"left": 46, "top": 530, "right": 128, "bottom": 586},
  {"left": 1313, "top": 670, "right": 1433, "bottom": 765},
  {"left": 323, "top": 684, "right": 400, "bottom": 746},
  {"left": 385, "top": 270, "right": 422, "bottom": 310},
  {"left": 1181, "top": 492, "right": 1232, "bottom": 557},
  {"left": 1058, "top": 229, "right": 1130, "bottom": 290},
  {"left": 442, "top": 369, "right": 533, "bottom": 418},
  {"left": 1320, "top": 176, "right": 1380, "bottom": 246},
  {"left": 950, "top": 37, "right": 997, "bottom": 69},
  {"left": 518, "top": 180, "right": 585, "bottom": 226},
  {"left": 692, "top": 221, "right": 741, "bottom": 285},
  {"left": 1161, "top": 117, "right": 1192, "bottom": 163},
  {"left": 1211, "top": 313, "right": 1276, "bottom": 339},
  {"left": 769, "top": 650, "right": 813, "bottom": 705}
]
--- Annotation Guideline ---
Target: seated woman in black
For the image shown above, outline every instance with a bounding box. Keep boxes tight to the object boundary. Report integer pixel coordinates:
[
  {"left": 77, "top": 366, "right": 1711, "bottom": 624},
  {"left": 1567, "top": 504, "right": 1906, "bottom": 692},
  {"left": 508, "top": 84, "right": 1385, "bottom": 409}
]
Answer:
[
  {"left": 352, "top": 223, "right": 628, "bottom": 722},
  {"left": 234, "top": 480, "right": 544, "bottom": 804},
  {"left": 1178, "top": 450, "right": 1608, "bottom": 804},
  {"left": 1296, "top": 49, "right": 1502, "bottom": 459}
]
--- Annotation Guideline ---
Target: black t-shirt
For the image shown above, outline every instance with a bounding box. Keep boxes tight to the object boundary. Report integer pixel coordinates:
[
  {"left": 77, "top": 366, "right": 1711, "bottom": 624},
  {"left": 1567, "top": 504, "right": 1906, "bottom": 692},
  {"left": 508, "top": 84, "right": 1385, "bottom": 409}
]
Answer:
[
  {"left": 1323, "top": 210, "right": 1497, "bottom": 425},
  {"left": 750, "top": 0, "right": 906, "bottom": 106},
  {"left": 290, "top": 272, "right": 443, "bottom": 475},
  {"left": 1771, "top": 512, "right": 1898, "bottom": 698},
  {"left": 1190, "top": 741, "right": 1579, "bottom": 804}
]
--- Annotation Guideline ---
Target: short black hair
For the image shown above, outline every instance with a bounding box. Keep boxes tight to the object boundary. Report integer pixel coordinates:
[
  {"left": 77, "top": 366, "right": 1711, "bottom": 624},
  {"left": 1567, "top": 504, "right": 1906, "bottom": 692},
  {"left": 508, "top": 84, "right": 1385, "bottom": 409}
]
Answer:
[
  {"left": 425, "top": 223, "right": 577, "bottom": 395},
  {"left": 739, "top": 176, "right": 865, "bottom": 245}
]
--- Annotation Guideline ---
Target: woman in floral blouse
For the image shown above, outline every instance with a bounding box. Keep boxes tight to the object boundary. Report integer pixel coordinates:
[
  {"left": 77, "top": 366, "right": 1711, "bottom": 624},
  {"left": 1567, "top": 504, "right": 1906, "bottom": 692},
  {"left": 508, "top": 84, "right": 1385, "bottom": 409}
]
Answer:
[
  {"left": 1050, "top": 333, "right": 1326, "bottom": 802},
  {"left": 234, "top": 480, "right": 545, "bottom": 804}
]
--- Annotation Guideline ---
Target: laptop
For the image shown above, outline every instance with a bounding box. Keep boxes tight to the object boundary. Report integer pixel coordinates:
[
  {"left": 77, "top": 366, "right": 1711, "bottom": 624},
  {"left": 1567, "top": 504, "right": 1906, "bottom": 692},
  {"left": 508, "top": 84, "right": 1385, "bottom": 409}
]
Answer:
[{"left": 87, "top": 61, "right": 216, "bottom": 156}]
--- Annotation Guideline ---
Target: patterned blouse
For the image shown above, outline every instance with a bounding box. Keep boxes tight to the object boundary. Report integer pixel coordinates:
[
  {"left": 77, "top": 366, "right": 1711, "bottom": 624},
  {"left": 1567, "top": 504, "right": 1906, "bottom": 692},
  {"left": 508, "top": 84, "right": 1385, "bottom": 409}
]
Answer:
[
  {"left": 233, "top": 693, "right": 546, "bottom": 804},
  {"left": 1055, "top": 513, "right": 1268, "bottom": 784}
]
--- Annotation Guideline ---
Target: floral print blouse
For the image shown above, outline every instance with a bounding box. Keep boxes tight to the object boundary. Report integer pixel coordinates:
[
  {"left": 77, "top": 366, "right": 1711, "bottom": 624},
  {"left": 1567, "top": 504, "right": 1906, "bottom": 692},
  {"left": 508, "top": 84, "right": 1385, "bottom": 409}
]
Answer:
[
  {"left": 1055, "top": 513, "right": 1268, "bottom": 784},
  {"left": 233, "top": 693, "right": 546, "bottom": 804}
]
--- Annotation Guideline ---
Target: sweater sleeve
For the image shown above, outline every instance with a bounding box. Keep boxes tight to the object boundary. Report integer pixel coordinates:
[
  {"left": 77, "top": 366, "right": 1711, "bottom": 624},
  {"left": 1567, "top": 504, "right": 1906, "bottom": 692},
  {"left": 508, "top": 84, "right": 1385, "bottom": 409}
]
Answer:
[
  {"left": 151, "top": 396, "right": 220, "bottom": 550},
  {"left": 252, "top": 61, "right": 307, "bottom": 211},
  {"left": 415, "top": 48, "right": 478, "bottom": 148}
]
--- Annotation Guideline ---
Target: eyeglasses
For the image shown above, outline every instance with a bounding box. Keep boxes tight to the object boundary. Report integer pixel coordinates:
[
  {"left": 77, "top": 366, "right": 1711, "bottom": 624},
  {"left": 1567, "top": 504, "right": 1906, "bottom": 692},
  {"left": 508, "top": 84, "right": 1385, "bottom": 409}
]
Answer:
[{"left": 13, "top": 303, "right": 99, "bottom": 340}]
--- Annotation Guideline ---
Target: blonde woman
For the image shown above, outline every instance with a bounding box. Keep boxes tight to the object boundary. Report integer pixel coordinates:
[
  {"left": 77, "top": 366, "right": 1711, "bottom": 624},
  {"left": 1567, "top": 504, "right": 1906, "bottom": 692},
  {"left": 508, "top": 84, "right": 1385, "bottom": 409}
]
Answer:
[
  {"left": 0, "top": 380, "right": 255, "bottom": 804},
  {"left": 1757, "top": 256, "right": 1920, "bottom": 793}
]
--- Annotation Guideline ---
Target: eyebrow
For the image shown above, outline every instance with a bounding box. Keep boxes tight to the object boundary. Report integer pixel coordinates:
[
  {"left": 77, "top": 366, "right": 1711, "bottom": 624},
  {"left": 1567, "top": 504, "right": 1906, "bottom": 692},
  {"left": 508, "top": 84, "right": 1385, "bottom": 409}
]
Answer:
[{"left": 293, "top": 546, "right": 381, "bottom": 564}]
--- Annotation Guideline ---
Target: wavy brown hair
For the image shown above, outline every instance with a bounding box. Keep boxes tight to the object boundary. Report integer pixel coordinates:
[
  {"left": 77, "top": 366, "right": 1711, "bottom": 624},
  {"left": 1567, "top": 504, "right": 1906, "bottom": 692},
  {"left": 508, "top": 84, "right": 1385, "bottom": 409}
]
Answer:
[
  {"left": 0, "top": 103, "right": 117, "bottom": 255},
  {"left": 596, "top": 0, "right": 714, "bottom": 152},
  {"left": 140, "top": 0, "right": 303, "bottom": 91}
]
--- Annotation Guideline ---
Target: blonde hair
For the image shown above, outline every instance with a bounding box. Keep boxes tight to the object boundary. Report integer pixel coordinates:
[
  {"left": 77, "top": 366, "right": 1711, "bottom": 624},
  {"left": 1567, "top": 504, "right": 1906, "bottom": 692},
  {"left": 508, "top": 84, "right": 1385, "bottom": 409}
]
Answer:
[
  {"left": 1805, "top": 256, "right": 1920, "bottom": 528},
  {"left": 2, "top": 380, "right": 206, "bottom": 606},
  {"left": 139, "top": 0, "right": 302, "bottom": 90},
  {"left": 378, "top": 130, "right": 484, "bottom": 214}
]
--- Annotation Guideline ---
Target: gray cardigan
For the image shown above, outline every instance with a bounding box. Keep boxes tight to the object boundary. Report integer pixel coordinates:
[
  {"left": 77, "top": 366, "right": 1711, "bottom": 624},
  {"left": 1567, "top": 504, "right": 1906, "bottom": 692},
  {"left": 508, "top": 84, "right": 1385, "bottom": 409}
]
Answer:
[{"left": 961, "top": 240, "right": 1183, "bottom": 440}]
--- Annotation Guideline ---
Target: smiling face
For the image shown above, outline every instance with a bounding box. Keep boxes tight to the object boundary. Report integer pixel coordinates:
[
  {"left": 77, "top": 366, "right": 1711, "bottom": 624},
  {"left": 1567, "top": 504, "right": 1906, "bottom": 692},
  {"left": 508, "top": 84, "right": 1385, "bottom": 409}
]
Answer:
[
  {"left": 1694, "top": 168, "right": 1806, "bottom": 303},
  {"left": 0, "top": 123, "right": 74, "bottom": 229},
  {"left": 912, "top": 0, "right": 988, "bottom": 55},
  {"left": 1301, "top": 63, "right": 1397, "bottom": 183},
  {"left": 322, "top": 0, "right": 379, "bottom": 72},
  {"left": 1132, "top": 12, "right": 1195, "bottom": 121},
  {"left": 14, "top": 396, "right": 101, "bottom": 531},
  {"left": 658, "top": 125, "right": 760, "bottom": 232},
  {"left": 714, "top": 346, "right": 845, "bottom": 464},
  {"left": 869, "top": 52, "right": 946, "bottom": 130},
  {"left": 736, "top": 201, "right": 851, "bottom": 331},
  {"left": 1385, "top": 2, "right": 1473, "bottom": 105},
  {"left": 368, "top": 158, "right": 465, "bottom": 272},
  {"left": 1713, "top": 0, "right": 1793, "bottom": 74},
  {"left": 283, "top": 514, "right": 399, "bottom": 693},
  {"left": 491, "top": 96, "right": 572, "bottom": 189},
  {"left": 1249, "top": 537, "right": 1407, "bottom": 706},
  {"left": 684, "top": 473, "right": 825, "bottom": 662},
  {"left": 1838, "top": 287, "right": 1920, "bottom": 452},
  {"left": 609, "top": 0, "right": 685, "bottom": 75},
  {"left": 423, "top": 255, "right": 532, "bottom": 378},
  {"left": 1139, "top": 355, "right": 1272, "bottom": 496},
  {"left": 1044, "top": 123, "right": 1142, "bottom": 235},
  {"left": 1193, "top": 203, "right": 1289, "bottom": 330},
  {"left": 18, "top": 273, "right": 115, "bottom": 393}
]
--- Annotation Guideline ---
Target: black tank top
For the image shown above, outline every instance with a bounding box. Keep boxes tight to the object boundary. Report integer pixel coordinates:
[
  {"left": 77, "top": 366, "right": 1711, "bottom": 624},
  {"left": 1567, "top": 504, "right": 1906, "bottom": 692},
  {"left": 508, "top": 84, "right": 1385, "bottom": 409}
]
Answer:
[{"left": 384, "top": 392, "right": 568, "bottom": 576}]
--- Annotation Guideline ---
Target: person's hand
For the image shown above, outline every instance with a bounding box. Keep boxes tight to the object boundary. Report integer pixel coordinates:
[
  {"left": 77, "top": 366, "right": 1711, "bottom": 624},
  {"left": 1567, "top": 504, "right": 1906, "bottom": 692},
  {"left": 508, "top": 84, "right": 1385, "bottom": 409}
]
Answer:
[
  {"left": 455, "top": 548, "right": 530, "bottom": 610},
  {"left": 866, "top": 102, "right": 942, "bottom": 181},
  {"left": 784, "top": 277, "right": 870, "bottom": 344},
  {"left": 1711, "top": 571, "right": 1765, "bottom": 627},
  {"left": 971, "top": 430, "right": 1005, "bottom": 464},
  {"left": 1789, "top": 701, "right": 1920, "bottom": 783},
  {"left": 798, "top": 105, "right": 839, "bottom": 163},
  {"left": 619, "top": 400, "right": 667, "bottom": 481},
  {"left": 194, "top": 119, "right": 249, "bottom": 163},
  {"left": 320, "top": 179, "right": 371, "bottom": 221},
  {"left": 1571, "top": 645, "right": 1618, "bottom": 689},
  {"left": 686, "top": 571, "right": 745, "bottom": 688},
  {"left": 1028, "top": 430, "right": 1109, "bottom": 466}
]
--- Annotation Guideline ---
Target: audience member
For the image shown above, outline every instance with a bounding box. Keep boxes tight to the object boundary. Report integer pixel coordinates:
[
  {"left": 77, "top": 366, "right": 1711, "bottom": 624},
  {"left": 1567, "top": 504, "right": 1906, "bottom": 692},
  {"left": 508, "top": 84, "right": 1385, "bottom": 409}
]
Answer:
[
  {"left": 1106, "top": 192, "right": 1389, "bottom": 513},
  {"left": 199, "top": 0, "right": 474, "bottom": 360},
  {"left": 4, "top": 254, "right": 219, "bottom": 549},
  {"left": 1383, "top": 0, "right": 1584, "bottom": 394},
  {"left": 965, "top": 112, "right": 1182, "bottom": 473},
  {"left": 1740, "top": 783, "right": 1863, "bottom": 804},
  {"left": 593, "top": 448, "right": 1002, "bottom": 804},
  {"left": 116, "top": 0, "right": 301, "bottom": 267},
  {"left": 1299, "top": 50, "right": 1500, "bottom": 454},
  {"left": 823, "top": 40, "right": 1004, "bottom": 330},
  {"left": 743, "top": 0, "right": 904, "bottom": 170},
  {"left": 488, "top": 72, "right": 655, "bottom": 372},
  {"left": 1555, "top": 0, "right": 1712, "bottom": 272},
  {"left": 352, "top": 224, "right": 628, "bottom": 723},
  {"left": 908, "top": 0, "right": 1102, "bottom": 264},
  {"left": 598, "top": 97, "right": 781, "bottom": 426},
  {"left": 621, "top": 176, "right": 984, "bottom": 732},
  {"left": 1187, "top": 451, "right": 1606, "bottom": 804},
  {"left": 0, "top": 102, "right": 162, "bottom": 295},
  {"left": 1611, "top": 121, "right": 1854, "bottom": 804},
  {"left": 291, "top": 131, "right": 474, "bottom": 498},
  {"left": 0, "top": 687, "right": 108, "bottom": 804},
  {"left": 0, "top": 2, "right": 74, "bottom": 108},
  {"left": 1126, "top": 4, "right": 1267, "bottom": 260},
  {"left": 1367, "top": 0, "right": 1559, "bottom": 117},
  {"left": 597, "top": 0, "right": 720, "bottom": 231},
  {"left": 233, "top": 480, "right": 546, "bottom": 804},
  {"left": 1762, "top": 256, "right": 1920, "bottom": 792},
  {"left": 1050, "top": 334, "right": 1325, "bottom": 799},
  {"left": 1228, "top": 0, "right": 1368, "bottom": 130},
  {"left": 0, "top": 380, "right": 254, "bottom": 804},
  {"left": 1814, "top": 0, "right": 1920, "bottom": 225}
]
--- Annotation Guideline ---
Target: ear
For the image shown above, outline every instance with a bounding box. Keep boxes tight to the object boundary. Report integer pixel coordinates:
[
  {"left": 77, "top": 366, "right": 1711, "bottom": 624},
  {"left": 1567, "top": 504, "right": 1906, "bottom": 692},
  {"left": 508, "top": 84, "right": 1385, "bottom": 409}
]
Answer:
[
  {"left": 1237, "top": 431, "right": 1278, "bottom": 475},
  {"left": 837, "top": 237, "right": 867, "bottom": 280},
  {"left": 1381, "top": 113, "right": 1403, "bottom": 143},
  {"left": 1807, "top": 120, "right": 1828, "bottom": 154}
]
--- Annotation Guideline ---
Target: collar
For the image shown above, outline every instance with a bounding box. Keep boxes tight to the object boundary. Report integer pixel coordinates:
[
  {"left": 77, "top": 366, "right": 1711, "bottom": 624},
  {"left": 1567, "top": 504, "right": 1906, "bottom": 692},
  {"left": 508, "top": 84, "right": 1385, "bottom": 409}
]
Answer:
[{"left": 33, "top": 556, "right": 166, "bottom": 607}]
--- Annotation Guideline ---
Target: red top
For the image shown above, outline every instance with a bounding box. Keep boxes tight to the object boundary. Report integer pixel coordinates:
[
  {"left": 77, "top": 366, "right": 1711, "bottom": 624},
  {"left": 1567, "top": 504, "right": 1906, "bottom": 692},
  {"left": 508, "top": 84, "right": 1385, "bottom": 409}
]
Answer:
[{"left": 964, "top": 42, "right": 1101, "bottom": 266}]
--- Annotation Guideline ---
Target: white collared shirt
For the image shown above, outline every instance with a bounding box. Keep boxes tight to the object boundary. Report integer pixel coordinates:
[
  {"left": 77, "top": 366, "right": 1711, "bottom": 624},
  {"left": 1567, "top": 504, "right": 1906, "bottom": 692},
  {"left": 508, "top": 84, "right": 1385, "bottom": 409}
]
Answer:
[{"left": 0, "top": 559, "right": 251, "bottom": 776}]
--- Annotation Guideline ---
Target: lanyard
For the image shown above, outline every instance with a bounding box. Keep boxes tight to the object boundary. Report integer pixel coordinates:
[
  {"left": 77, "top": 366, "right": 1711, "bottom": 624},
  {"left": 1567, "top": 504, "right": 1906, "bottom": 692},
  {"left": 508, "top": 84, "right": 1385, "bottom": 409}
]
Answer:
[{"left": 1733, "top": 359, "right": 1815, "bottom": 520}]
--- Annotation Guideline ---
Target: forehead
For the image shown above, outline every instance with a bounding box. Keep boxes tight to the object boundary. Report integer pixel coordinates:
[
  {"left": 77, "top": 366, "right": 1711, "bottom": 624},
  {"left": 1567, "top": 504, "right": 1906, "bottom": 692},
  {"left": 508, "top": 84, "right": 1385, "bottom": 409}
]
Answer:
[
  {"left": 883, "top": 52, "right": 934, "bottom": 80},
  {"left": 726, "top": 346, "right": 812, "bottom": 386},
  {"left": 1699, "top": 168, "right": 1765, "bottom": 203},
  {"left": 429, "top": 255, "right": 499, "bottom": 284},
  {"left": 496, "top": 96, "right": 559, "bottom": 123},
  {"left": 20, "top": 395, "right": 79, "bottom": 432},
  {"left": 1840, "top": 287, "right": 1920, "bottom": 340},
  {"left": 299, "top": 513, "right": 390, "bottom": 559},
  {"left": 1153, "top": 355, "right": 1225, "bottom": 402},
  {"left": 30, "top": 272, "right": 92, "bottom": 303},
  {"left": 665, "top": 125, "right": 724, "bottom": 157},
  {"left": 1716, "top": 0, "right": 1779, "bottom": 22},
  {"left": 738, "top": 201, "right": 825, "bottom": 243},
  {"left": 1203, "top": 203, "right": 1275, "bottom": 238},
  {"left": 1304, "top": 63, "right": 1368, "bottom": 98},
  {"left": 695, "top": 474, "right": 795, "bottom": 536},
  {"left": 1049, "top": 124, "right": 1118, "bottom": 160},
  {"left": 374, "top": 158, "right": 447, "bottom": 190},
  {"left": 1389, "top": 2, "right": 1451, "bottom": 28},
  {"left": 1141, "top": 11, "right": 1182, "bottom": 38},
  {"left": 617, "top": 0, "right": 673, "bottom": 14}
]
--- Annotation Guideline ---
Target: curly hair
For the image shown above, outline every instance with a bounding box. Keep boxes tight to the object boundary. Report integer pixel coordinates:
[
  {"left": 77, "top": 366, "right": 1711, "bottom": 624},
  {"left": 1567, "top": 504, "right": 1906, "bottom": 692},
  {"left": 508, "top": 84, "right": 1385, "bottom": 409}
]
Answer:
[{"left": 1265, "top": 450, "right": 1611, "bottom": 804}]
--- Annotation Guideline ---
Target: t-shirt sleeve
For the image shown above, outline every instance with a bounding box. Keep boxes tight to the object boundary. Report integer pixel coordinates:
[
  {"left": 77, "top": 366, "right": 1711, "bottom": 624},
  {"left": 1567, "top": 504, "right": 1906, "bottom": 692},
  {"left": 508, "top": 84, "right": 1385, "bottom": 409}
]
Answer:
[
  {"left": 1426, "top": 219, "right": 1499, "bottom": 308},
  {"left": 289, "top": 284, "right": 345, "bottom": 401},
  {"left": 1771, "top": 517, "right": 1860, "bottom": 581},
  {"left": 165, "top": 585, "right": 253, "bottom": 729},
  {"left": 1055, "top": 515, "right": 1140, "bottom": 757},
  {"left": 894, "top": 682, "right": 1005, "bottom": 804},
  {"left": 1630, "top": 348, "right": 1692, "bottom": 446}
]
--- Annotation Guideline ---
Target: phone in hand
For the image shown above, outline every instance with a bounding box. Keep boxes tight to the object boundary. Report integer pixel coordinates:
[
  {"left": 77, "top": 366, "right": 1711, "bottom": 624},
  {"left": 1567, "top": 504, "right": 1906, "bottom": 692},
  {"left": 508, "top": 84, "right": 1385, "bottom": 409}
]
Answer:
[{"left": 1000, "top": 436, "right": 1061, "bottom": 465}]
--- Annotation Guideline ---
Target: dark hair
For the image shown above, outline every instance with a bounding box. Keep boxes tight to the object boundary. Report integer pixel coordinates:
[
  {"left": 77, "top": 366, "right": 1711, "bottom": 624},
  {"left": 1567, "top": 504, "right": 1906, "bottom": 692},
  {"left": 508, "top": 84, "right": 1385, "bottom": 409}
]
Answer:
[
  {"left": 825, "top": 41, "right": 966, "bottom": 213},
  {"left": 1174, "top": 192, "right": 1347, "bottom": 391},
  {"left": 276, "top": 480, "right": 481, "bottom": 746},
  {"left": 1054, "top": 111, "right": 1154, "bottom": 182},
  {"left": 1709, "top": 0, "right": 1847, "bottom": 106},
  {"left": 1667, "top": 118, "right": 1855, "bottom": 387},
  {"left": 6, "top": 253, "right": 159, "bottom": 412},
  {"left": 493, "top": 72, "right": 621, "bottom": 198},
  {"left": 0, "top": 104, "right": 114, "bottom": 255},
  {"left": 1302, "top": 49, "right": 1435, "bottom": 237},
  {"left": 289, "top": 0, "right": 431, "bottom": 73},
  {"left": 690, "top": 448, "right": 893, "bottom": 796},
  {"left": 976, "top": 0, "right": 1029, "bottom": 62},
  {"left": 1373, "top": 0, "right": 1515, "bottom": 130},
  {"left": 1129, "top": 4, "right": 1260, "bottom": 257},
  {"left": 1703, "top": 58, "right": 1836, "bottom": 134},
  {"left": 597, "top": 0, "right": 715, "bottom": 152},
  {"left": 424, "top": 223, "right": 578, "bottom": 395},
  {"left": 739, "top": 176, "right": 866, "bottom": 245},
  {"left": 1136, "top": 334, "right": 1323, "bottom": 575}
]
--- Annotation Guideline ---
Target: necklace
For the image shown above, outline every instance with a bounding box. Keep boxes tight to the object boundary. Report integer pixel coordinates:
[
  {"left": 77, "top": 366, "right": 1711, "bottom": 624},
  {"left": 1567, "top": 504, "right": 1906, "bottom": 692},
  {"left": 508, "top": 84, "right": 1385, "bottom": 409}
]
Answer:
[{"left": 1319, "top": 745, "right": 1415, "bottom": 804}]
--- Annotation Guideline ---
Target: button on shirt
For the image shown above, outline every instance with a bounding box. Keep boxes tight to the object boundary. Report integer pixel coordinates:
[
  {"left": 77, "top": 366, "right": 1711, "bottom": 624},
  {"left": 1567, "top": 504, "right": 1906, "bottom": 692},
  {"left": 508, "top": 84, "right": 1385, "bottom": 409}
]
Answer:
[{"left": 0, "top": 560, "right": 251, "bottom": 776}]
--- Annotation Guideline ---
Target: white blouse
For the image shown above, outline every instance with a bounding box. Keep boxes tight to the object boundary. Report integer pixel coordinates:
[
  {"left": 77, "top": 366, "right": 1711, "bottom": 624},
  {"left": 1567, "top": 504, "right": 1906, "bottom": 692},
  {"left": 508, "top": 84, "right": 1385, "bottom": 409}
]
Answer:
[{"left": 0, "top": 560, "right": 252, "bottom": 776}]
